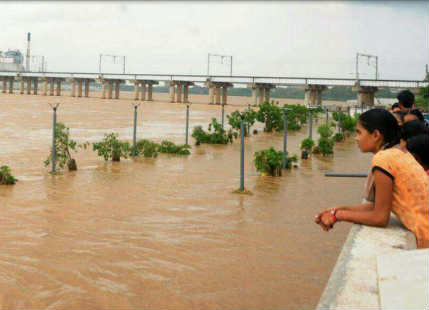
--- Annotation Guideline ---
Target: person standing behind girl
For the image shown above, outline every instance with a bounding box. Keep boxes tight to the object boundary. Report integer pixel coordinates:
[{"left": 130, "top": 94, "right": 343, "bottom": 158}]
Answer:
[
  {"left": 407, "top": 134, "right": 429, "bottom": 175},
  {"left": 315, "top": 109, "right": 429, "bottom": 248}
]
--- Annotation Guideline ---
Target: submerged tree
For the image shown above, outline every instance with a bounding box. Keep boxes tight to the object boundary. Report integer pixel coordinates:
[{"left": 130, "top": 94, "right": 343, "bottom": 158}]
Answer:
[
  {"left": 0, "top": 165, "right": 17, "bottom": 185},
  {"left": 44, "top": 123, "right": 87, "bottom": 171}
]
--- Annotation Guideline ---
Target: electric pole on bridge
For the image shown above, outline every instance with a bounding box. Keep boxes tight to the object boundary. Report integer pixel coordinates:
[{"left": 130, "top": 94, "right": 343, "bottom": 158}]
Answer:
[
  {"left": 356, "top": 53, "right": 378, "bottom": 80},
  {"left": 99, "top": 54, "right": 126, "bottom": 74},
  {"left": 207, "top": 53, "right": 233, "bottom": 77}
]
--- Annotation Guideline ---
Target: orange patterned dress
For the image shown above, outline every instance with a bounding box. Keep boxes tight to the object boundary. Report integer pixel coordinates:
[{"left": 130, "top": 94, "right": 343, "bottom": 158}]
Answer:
[{"left": 372, "top": 148, "right": 429, "bottom": 248}]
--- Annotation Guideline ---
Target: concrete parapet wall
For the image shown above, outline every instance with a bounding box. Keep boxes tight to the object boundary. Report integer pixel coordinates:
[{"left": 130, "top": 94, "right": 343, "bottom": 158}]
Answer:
[{"left": 316, "top": 214, "right": 416, "bottom": 310}]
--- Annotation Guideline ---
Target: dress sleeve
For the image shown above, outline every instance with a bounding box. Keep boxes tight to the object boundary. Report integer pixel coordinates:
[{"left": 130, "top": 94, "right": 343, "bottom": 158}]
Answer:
[{"left": 371, "top": 150, "right": 395, "bottom": 180}]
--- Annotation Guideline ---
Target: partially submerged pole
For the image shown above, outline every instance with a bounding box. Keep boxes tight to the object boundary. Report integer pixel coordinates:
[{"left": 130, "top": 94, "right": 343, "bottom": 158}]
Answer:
[
  {"left": 185, "top": 104, "right": 190, "bottom": 146},
  {"left": 240, "top": 115, "right": 245, "bottom": 191},
  {"left": 338, "top": 108, "right": 342, "bottom": 134},
  {"left": 282, "top": 108, "right": 290, "bottom": 169},
  {"left": 52, "top": 106, "right": 57, "bottom": 173},
  {"left": 221, "top": 102, "right": 225, "bottom": 129},
  {"left": 49, "top": 102, "right": 60, "bottom": 173},
  {"left": 133, "top": 105, "right": 138, "bottom": 155}
]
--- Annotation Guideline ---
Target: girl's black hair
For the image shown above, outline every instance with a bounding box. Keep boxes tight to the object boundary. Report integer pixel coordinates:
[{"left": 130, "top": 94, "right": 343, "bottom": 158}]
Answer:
[
  {"left": 401, "top": 120, "right": 428, "bottom": 141},
  {"left": 359, "top": 109, "right": 400, "bottom": 148},
  {"left": 406, "top": 134, "right": 429, "bottom": 168}
]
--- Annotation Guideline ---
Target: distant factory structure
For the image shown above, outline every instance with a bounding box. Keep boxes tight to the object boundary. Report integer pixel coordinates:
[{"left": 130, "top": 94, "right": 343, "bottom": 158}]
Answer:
[
  {"left": 0, "top": 33, "right": 44, "bottom": 72},
  {"left": 0, "top": 49, "right": 25, "bottom": 72}
]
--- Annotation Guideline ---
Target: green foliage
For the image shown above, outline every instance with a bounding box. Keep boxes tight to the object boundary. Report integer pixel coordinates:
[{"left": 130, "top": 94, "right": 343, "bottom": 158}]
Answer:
[
  {"left": 227, "top": 109, "right": 257, "bottom": 136},
  {"left": 44, "top": 123, "right": 86, "bottom": 171},
  {"left": 135, "top": 139, "right": 159, "bottom": 158},
  {"left": 158, "top": 140, "right": 190, "bottom": 155},
  {"left": 93, "top": 133, "right": 130, "bottom": 161},
  {"left": 317, "top": 123, "right": 334, "bottom": 138},
  {"left": 192, "top": 118, "right": 233, "bottom": 145},
  {"left": 332, "top": 111, "right": 342, "bottom": 122},
  {"left": 318, "top": 137, "right": 335, "bottom": 156},
  {"left": 333, "top": 132, "right": 345, "bottom": 142},
  {"left": 341, "top": 115, "right": 358, "bottom": 134},
  {"left": 332, "top": 111, "right": 358, "bottom": 135},
  {"left": 0, "top": 165, "right": 17, "bottom": 185},
  {"left": 415, "top": 76, "right": 429, "bottom": 112},
  {"left": 317, "top": 124, "right": 335, "bottom": 156},
  {"left": 255, "top": 101, "right": 310, "bottom": 132},
  {"left": 132, "top": 139, "right": 191, "bottom": 157},
  {"left": 300, "top": 137, "right": 315, "bottom": 152},
  {"left": 254, "top": 147, "right": 297, "bottom": 176},
  {"left": 255, "top": 101, "right": 283, "bottom": 132}
]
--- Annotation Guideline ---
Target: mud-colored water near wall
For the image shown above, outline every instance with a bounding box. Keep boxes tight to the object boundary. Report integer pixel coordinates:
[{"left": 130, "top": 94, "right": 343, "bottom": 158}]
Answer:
[{"left": 0, "top": 92, "right": 371, "bottom": 309}]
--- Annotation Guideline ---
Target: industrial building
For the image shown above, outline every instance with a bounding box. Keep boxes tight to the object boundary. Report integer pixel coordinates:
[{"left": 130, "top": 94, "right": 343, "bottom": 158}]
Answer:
[{"left": 0, "top": 49, "right": 24, "bottom": 72}]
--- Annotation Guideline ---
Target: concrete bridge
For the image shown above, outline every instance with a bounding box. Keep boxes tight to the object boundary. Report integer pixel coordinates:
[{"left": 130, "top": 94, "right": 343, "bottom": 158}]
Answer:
[{"left": 0, "top": 70, "right": 427, "bottom": 106}]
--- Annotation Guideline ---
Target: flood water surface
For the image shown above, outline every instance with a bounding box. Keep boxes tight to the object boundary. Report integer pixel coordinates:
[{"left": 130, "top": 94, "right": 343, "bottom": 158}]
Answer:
[{"left": 0, "top": 93, "right": 371, "bottom": 309}]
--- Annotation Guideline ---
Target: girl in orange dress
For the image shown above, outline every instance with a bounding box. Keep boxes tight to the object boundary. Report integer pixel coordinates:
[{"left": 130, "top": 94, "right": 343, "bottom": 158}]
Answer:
[{"left": 315, "top": 109, "right": 429, "bottom": 248}]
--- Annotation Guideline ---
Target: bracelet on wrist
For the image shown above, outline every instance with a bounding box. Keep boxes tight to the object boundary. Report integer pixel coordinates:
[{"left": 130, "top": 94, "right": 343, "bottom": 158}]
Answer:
[{"left": 330, "top": 209, "right": 337, "bottom": 223}]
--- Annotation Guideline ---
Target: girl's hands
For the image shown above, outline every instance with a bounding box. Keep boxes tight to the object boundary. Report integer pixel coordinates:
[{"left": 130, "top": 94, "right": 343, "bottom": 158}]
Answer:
[{"left": 314, "top": 208, "right": 338, "bottom": 231}]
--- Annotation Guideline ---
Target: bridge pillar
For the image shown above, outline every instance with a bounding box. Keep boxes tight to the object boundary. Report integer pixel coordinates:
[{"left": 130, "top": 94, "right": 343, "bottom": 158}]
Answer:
[
  {"left": 56, "top": 80, "right": 61, "bottom": 96},
  {"left": 247, "top": 83, "right": 275, "bottom": 105},
  {"left": 2, "top": 78, "right": 6, "bottom": 94},
  {"left": 33, "top": 79, "right": 38, "bottom": 95},
  {"left": 141, "top": 83, "right": 146, "bottom": 101},
  {"left": 352, "top": 84, "right": 378, "bottom": 107},
  {"left": 176, "top": 84, "right": 182, "bottom": 103},
  {"left": 265, "top": 87, "right": 272, "bottom": 103},
  {"left": 8, "top": 78, "right": 14, "bottom": 94},
  {"left": 303, "top": 84, "right": 327, "bottom": 106},
  {"left": 184, "top": 85, "right": 190, "bottom": 103},
  {"left": 71, "top": 79, "right": 76, "bottom": 97},
  {"left": 133, "top": 81, "right": 139, "bottom": 100},
  {"left": 20, "top": 79, "right": 24, "bottom": 94},
  {"left": 114, "top": 81, "right": 120, "bottom": 99},
  {"left": 77, "top": 79, "right": 83, "bottom": 97},
  {"left": 169, "top": 82, "right": 175, "bottom": 103},
  {"left": 251, "top": 88, "right": 258, "bottom": 105},
  {"left": 42, "top": 79, "right": 48, "bottom": 96},
  {"left": 84, "top": 79, "right": 89, "bottom": 97},
  {"left": 147, "top": 84, "right": 153, "bottom": 101},
  {"left": 221, "top": 86, "right": 228, "bottom": 105},
  {"left": 26, "top": 79, "right": 31, "bottom": 95},
  {"left": 215, "top": 86, "right": 221, "bottom": 105},
  {"left": 49, "top": 79, "right": 54, "bottom": 96},
  {"left": 107, "top": 81, "right": 113, "bottom": 99},
  {"left": 101, "top": 81, "right": 106, "bottom": 99},
  {"left": 208, "top": 85, "right": 215, "bottom": 104},
  {"left": 258, "top": 87, "right": 265, "bottom": 105}
]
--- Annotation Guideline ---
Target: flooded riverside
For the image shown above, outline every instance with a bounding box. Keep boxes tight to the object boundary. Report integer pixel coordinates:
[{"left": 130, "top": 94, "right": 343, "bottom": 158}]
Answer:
[{"left": 0, "top": 91, "right": 372, "bottom": 309}]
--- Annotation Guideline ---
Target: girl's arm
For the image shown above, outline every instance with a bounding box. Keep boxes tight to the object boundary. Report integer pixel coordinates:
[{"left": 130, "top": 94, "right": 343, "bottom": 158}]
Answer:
[
  {"left": 315, "top": 203, "right": 374, "bottom": 225},
  {"left": 335, "top": 203, "right": 375, "bottom": 212},
  {"left": 335, "top": 170, "right": 393, "bottom": 227}
]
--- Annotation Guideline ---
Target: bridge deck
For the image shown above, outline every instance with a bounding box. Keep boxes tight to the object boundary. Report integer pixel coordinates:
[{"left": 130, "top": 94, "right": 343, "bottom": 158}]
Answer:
[{"left": 0, "top": 70, "right": 427, "bottom": 88}]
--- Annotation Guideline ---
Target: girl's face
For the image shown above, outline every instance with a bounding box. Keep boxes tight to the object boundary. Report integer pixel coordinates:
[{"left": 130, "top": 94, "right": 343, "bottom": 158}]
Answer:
[{"left": 355, "top": 122, "right": 382, "bottom": 153}]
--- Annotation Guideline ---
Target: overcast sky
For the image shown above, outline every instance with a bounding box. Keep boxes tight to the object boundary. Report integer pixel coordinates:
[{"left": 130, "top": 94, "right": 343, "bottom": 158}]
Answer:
[{"left": 0, "top": 1, "right": 427, "bottom": 80}]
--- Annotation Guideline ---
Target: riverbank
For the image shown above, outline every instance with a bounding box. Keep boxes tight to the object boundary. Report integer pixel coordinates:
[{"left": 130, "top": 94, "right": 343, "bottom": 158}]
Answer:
[{"left": 316, "top": 215, "right": 428, "bottom": 309}]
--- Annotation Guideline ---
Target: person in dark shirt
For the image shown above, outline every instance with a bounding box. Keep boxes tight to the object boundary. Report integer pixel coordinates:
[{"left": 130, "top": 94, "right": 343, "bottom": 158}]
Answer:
[{"left": 396, "top": 90, "right": 415, "bottom": 113}]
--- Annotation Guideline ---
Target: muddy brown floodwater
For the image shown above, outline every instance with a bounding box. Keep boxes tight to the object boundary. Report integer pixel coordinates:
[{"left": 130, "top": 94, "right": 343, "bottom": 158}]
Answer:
[{"left": 0, "top": 91, "right": 372, "bottom": 309}]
